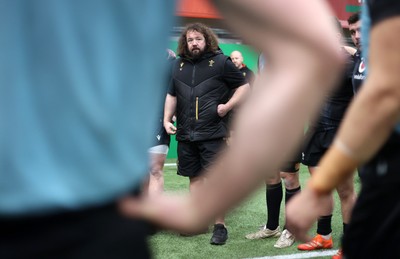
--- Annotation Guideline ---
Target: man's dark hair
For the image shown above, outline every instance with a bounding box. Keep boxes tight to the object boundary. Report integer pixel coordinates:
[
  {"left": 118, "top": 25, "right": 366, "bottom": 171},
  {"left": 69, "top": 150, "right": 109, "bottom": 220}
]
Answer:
[
  {"left": 177, "top": 23, "right": 219, "bottom": 58},
  {"left": 348, "top": 12, "right": 360, "bottom": 25}
]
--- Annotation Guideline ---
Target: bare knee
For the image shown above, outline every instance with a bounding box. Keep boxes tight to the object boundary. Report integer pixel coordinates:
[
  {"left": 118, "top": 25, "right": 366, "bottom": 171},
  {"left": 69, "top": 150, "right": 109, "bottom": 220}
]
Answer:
[
  {"left": 337, "top": 180, "right": 356, "bottom": 202},
  {"left": 149, "top": 153, "right": 166, "bottom": 178},
  {"left": 266, "top": 171, "right": 281, "bottom": 185},
  {"left": 150, "top": 167, "right": 163, "bottom": 179},
  {"left": 281, "top": 172, "right": 300, "bottom": 189}
]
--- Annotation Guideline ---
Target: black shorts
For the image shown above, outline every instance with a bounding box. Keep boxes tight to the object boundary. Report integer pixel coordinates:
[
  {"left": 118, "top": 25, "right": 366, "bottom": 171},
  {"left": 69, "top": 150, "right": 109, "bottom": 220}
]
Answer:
[
  {"left": 343, "top": 132, "right": 400, "bottom": 258},
  {"left": 0, "top": 202, "right": 151, "bottom": 259},
  {"left": 280, "top": 159, "right": 301, "bottom": 173},
  {"left": 153, "top": 122, "right": 170, "bottom": 147},
  {"left": 302, "top": 128, "right": 337, "bottom": 167},
  {"left": 177, "top": 138, "right": 226, "bottom": 178}
]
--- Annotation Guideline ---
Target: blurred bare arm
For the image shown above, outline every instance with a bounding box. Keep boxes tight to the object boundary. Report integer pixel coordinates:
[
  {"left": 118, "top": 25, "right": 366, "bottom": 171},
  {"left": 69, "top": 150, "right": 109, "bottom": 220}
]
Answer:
[
  {"left": 120, "top": 0, "right": 344, "bottom": 233},
  {"left": 212, "top": 0, "right": 342, "bottom": 61}
]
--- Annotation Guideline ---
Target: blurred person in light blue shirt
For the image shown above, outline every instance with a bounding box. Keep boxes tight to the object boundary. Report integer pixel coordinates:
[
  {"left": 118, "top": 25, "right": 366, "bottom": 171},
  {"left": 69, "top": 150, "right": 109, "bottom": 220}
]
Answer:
[{"left": 0, "top": 1, "right": 175, "bottom": 258}]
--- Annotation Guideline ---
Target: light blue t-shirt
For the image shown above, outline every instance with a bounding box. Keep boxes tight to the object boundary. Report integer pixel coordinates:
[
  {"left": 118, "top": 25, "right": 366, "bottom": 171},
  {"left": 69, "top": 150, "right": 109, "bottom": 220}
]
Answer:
[
  {"left": 0, "top": 0, "right": 175, "bottom": 215},
  {"left": 361, "top": 3, "right": 371, "bottom": 74}
]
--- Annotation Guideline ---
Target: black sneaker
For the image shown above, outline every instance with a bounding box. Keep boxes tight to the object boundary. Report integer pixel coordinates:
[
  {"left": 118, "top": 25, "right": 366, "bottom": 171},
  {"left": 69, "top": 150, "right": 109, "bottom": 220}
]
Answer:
[{"left": 210, "top": 224, "right": 228, "bottom": 245}]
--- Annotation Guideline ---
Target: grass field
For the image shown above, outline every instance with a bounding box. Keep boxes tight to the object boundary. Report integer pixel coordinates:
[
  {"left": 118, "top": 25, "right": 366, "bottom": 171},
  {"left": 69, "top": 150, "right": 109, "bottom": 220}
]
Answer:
[{"left": 149, "top": 160, "right": 361, "bottom": 259}]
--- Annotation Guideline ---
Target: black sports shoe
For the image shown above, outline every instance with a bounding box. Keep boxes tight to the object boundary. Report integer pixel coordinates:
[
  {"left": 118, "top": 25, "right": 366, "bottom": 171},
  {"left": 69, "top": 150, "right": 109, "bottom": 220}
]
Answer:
[{"left": 210, "top": 224, "right": 228, "bottom": 245}]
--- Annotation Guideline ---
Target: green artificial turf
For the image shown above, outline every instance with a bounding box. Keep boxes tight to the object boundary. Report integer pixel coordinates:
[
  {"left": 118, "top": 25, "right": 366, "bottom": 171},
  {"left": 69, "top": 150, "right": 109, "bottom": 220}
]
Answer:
[{"left": 150, "top": 160, "right": 361, "bottom": 259}]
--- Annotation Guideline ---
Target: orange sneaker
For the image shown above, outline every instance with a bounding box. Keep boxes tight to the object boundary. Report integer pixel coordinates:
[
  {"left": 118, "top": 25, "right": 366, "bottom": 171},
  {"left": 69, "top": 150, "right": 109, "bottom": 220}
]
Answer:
[
  {"left": 297, "top": 234, "right": 333, "bottom": 251},
  {"left": 332, "top": 248, "right": 342, "bottom": 259}
]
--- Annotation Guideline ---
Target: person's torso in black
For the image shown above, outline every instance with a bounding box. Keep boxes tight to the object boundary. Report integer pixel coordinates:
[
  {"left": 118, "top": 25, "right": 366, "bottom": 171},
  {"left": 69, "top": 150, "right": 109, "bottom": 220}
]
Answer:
[
  {"left": 352, "top": 49, "right": 366, "bottom": 93},
  {"left": 240, "top": 66, "right": 255, "bottom": 86},
  {"left": 315, "top": 48, "right": 355, "bottom": 131},
  {"left": 169, "top": 51, "right": 246, "bottom": 142}
]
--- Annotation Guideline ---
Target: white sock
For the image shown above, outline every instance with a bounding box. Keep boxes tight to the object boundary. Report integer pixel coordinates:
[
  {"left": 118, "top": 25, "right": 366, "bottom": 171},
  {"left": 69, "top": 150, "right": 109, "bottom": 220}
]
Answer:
[{"left": 321, "top": 233, "right": 331, "bottom": 239}]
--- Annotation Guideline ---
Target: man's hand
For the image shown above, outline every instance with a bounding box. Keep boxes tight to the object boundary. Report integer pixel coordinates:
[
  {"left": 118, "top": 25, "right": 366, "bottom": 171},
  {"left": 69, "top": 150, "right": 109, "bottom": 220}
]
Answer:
[
  {"left": 217, "top": 104, "right": 230, "bottom": 117},
  {"left": 164, "top": 121, "right": 177, "bottom": 135},
  {"left": 119, "top": 194, "right": 211, "bottom": 234},
  {"left": 286, "top": 185, "right": 332, "bottom": 242}
]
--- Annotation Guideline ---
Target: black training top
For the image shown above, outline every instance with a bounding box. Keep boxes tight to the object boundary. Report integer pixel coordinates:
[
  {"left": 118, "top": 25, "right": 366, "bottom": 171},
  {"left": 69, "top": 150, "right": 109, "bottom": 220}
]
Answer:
[
  {"left": 315, "top": 48, "right": 355, "bottom": 131},
  {"left": 352, "top": 49, "right": 366, "bottom": 94},
  {"left": 240, "top": 66, "right": 255, "bottom": 86},
  {"left": 169, "top": 50, "right": 247, "bottom": 142}
]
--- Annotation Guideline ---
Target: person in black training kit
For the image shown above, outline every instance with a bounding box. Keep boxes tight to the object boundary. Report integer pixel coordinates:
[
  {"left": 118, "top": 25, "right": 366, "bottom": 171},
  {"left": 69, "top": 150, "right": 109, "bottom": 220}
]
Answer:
[
  {"left": 163, "top": 22, "right": 249, "bottom": 245},
  {"left": 297, "top": 18, "right": 357, "bottom": 257},
  {"left": 348, "top": 12, "right": 365, "bottom": 94},
  {"left": 230, "top": 50, "right": 255, "bottom": 86},
  {"left": 226, "top": 50, "right": 255, "bottom": 142}
]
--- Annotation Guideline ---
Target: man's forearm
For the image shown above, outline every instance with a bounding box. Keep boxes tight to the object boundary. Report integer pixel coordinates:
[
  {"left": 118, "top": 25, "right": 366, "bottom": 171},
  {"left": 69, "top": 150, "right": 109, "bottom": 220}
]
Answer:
[
  {"left": 309, "top": 76, "right": 400, "bottom": 194},
  {"left": 163, "top": 94, "right": 177, "bottom": 124},
  {"left": 338, "top": 82, "right": 400, "bottom": 163},
  {"left": 224, "top": 84, "right": 249, "bottom": 111}
]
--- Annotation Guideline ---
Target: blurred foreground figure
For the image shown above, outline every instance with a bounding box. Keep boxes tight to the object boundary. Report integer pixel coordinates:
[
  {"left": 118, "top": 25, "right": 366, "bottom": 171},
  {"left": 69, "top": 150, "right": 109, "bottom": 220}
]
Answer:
[
  {"left": 287, "top": 1, "right": 400, "bottom": 258},
  {"left": 121, "top": 0, "right": 344, "bottom": 239},
  {"left": 0, "top": 1, "right": 174, "bottom": 258}
]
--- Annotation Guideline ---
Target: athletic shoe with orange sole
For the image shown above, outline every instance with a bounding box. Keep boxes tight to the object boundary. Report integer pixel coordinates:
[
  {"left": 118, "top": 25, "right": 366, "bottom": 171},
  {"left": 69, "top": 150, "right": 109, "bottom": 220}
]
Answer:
[
  {"left": 332, "top": 248, "right": 342, "bottom": 259},
  {"left": 297, "top": 234, "right": 333, "bottom": 251}
]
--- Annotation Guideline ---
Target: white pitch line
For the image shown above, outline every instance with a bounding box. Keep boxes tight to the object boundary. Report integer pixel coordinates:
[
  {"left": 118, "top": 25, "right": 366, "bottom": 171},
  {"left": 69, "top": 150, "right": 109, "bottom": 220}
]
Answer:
[
  {"left": 164, "top": 163, "right": 177, "bottom": 167},
  {"left": 244, "top": 249, "right": 339, "bottom": 259}
]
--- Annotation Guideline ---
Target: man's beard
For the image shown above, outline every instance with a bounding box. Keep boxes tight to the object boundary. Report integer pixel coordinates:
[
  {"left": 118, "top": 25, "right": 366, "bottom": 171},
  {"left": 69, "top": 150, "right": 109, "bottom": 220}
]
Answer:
[{"left": 189, "top": 48, "right": 204, "bottom": 59}]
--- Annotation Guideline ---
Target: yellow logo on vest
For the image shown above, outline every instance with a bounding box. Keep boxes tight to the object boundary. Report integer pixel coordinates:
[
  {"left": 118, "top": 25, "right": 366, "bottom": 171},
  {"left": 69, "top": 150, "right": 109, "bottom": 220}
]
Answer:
[
  {"left": 209, "top": 60, "right": 215, "bottom": 67},
  {"left": 180, "top": 62, "right": 184, "bottom": 71}
]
